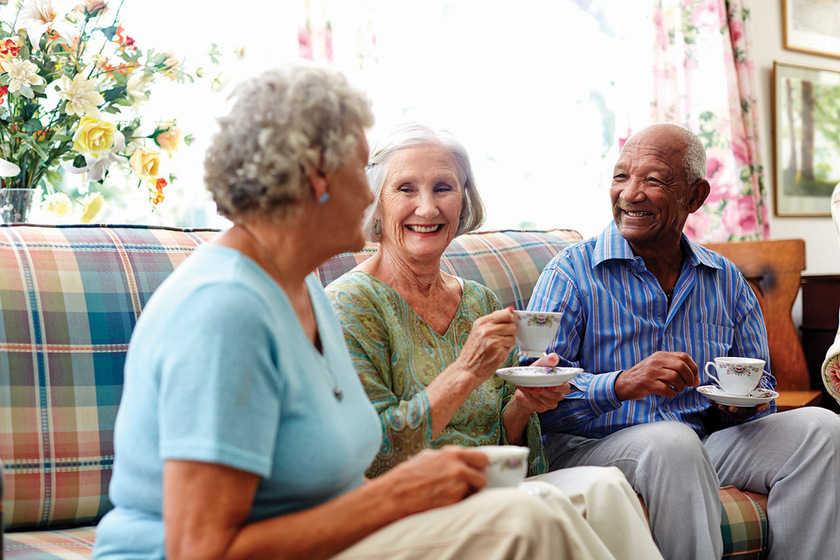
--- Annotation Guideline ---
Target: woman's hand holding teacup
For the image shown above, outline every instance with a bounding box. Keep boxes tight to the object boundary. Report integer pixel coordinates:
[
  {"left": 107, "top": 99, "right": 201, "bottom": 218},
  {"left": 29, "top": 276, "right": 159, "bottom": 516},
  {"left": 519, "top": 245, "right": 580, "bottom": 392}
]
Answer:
[
  {"left": 455, "top": 307, "right": 517, "bottom": 383},
  {"left": 373, "top": 447, "right": 489, "bottom": 516}
]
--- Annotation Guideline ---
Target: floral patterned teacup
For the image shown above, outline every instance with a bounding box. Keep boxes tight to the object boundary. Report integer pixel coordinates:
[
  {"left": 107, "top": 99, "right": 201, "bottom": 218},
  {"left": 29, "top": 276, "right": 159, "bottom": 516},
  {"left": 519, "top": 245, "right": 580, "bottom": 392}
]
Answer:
[
  {"left": 513, "top": 311, "right": 563, "bottom": 358},
  {"left": 478, "top": 445, "right": 530, "bottom": 488},
  {"left": 704, "top": 357, "right": 765, "bottom": 396}
]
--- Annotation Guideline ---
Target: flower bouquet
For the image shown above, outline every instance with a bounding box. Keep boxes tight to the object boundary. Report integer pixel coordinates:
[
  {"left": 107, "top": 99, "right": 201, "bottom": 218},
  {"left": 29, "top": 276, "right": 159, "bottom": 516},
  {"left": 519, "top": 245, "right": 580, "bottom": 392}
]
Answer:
[{"left": 0, "top": 0, "right": 192, "bottom": 223}]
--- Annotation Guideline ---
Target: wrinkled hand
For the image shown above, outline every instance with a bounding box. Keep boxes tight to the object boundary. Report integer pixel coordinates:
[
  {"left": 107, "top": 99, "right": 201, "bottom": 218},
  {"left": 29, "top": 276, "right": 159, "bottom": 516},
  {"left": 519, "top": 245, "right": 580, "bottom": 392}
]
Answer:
[
  {"left": 512, "top": 353, "right": 569, "bottom": 412},
  {"left": 456, "top": 307, "right": 516, "bottom": 381},
  {"left": 513, "top": 384, "right": 570, "bottom": 412},
  {"left": 615, "top": 351, "right": 699, "bottom": 401},
  {"left": 714, "top": 402, "right": 770, "bottom": 420},
  {"left": 377, "top": 447, "right": 488, "bottom": 516}
]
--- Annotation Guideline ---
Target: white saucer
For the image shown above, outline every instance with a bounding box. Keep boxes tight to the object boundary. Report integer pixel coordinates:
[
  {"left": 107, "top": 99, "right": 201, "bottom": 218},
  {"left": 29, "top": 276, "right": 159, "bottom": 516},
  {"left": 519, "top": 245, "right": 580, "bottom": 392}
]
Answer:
[
  {"left": 496, "top": 366, "right": 582, "bottom": 387},
  {"left": 696, "top": 385, "right": 778, "bottom": 407}
]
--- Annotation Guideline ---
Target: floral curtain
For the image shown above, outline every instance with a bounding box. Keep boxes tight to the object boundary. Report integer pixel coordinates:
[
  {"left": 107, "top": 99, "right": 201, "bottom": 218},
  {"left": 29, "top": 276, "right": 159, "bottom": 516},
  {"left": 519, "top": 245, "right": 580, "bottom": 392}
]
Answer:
[
  {"left": 297, "top": 0, "right": 378, "bottom": 80},
  {"left": 651, "top": 0, "right": 768, "bottom": 241}
]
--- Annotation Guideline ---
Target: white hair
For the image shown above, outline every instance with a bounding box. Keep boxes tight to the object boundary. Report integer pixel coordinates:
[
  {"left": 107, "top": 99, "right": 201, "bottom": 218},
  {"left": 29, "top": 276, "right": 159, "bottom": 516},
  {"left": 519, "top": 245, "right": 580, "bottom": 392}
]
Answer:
[{"left": 363, "top": 122, "right": 485, "bottom": 241}]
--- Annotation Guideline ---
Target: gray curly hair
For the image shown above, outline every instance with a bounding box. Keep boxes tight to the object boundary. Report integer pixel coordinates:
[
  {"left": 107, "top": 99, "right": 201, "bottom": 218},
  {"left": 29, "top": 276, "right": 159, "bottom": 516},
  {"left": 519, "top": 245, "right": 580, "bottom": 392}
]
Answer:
[
  {"left": 204, "top": 63, "right": 374, "bottom": 222},
  {"left": 363, "top": 122, "right": 485, "bottom": 241}
]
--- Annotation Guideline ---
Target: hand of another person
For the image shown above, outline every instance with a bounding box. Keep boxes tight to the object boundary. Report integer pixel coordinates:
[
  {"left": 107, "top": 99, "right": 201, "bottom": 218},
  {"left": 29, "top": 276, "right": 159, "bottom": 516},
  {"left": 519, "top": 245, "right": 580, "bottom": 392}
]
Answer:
[
  {"left": 511, "top": 353, "right": 569, "bottom": 413},
  {"left": 513, "top": 384, "right": 570, "bottom": 413},
  {"left": 456, "top": 307, "right": 516, "bottom": 382},
  {"left": 615, "top": 351, "right": 699, "bottom": 401},
  {"left": 713, "top": 402, "right": 770, "bottom": 420},
  {"left": 374, "top": 446, "right": 489, "bottom": 516}
]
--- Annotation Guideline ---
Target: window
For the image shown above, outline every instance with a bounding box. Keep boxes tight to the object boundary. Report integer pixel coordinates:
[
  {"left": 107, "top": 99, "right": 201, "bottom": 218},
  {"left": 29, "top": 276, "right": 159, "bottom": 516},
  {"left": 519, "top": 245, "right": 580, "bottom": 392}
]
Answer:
[{"left": 98, "top": 0, "right": 654, "bottom": 236}]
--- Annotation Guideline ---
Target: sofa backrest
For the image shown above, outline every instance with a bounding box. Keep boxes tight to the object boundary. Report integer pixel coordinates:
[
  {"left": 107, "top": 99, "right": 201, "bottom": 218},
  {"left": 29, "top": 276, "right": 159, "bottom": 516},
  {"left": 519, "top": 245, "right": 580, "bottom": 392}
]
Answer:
[
  {"left": 0, "top": 225, "right": 582, "bottom": 531},
  {"left": 317, "top": 229, "right": 583, "bottom": 308},
  {"left": 0, "top": 225, "right": 218, "bottom": 531}
]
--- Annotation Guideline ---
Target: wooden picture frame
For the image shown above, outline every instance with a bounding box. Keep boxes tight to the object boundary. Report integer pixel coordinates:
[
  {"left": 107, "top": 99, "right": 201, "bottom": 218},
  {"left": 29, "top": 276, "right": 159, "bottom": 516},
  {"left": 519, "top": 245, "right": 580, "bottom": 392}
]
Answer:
[
  {"left": 772, "top": 61, "right": 840, "bottom": 216},
  {"left": 783, "top": 0, "right": 840, "bottom": 59}
]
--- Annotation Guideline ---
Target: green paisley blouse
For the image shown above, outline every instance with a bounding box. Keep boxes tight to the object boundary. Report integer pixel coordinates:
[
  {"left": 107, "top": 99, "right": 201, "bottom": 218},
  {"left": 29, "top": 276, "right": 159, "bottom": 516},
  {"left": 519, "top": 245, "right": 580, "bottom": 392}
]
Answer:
[{"left": 326, "top": 270, "right": 547, "bottom": 478}]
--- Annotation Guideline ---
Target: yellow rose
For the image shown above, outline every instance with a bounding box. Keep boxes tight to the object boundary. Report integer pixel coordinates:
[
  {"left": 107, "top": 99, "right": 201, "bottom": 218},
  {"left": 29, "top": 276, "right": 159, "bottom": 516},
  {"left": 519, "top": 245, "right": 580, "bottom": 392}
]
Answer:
[
  {"left": 155, "top": 125, "right": 182, "bottom": 154},
  {"left": 72, "top": 117, "right": 116, "bottom": 157},
  {"left": 80, "top": 193, "right": 104, "bottom": 224},
  {"left": 129, "top": 148, "right": 161, "bottom": 181}
]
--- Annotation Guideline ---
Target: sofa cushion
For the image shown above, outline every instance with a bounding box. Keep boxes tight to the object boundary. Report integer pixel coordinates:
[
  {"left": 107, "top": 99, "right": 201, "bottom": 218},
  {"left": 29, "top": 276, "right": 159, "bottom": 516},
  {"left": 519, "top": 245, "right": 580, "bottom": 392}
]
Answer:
[
  {"left": 3, "top": 525, "right": 96, "bottom": 558},
  {"left": 0, "top": 225, "right": 218, "bottom": 531},
  {"left": 720, "top": 486, "right": 768, "bottom": 559}
]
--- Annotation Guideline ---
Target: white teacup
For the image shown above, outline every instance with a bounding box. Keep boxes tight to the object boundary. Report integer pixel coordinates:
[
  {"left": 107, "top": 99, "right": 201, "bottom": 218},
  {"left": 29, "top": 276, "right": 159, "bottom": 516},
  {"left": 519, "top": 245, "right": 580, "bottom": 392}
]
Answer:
[
  {"left": 704, "top": 357, "right": 765, "bottom": 396},
  {"left": 513, "top": 310, "right": 562, "bottom": 358},
  {"left": 478, "top": 445, "right": 530, "bottom": 488}
]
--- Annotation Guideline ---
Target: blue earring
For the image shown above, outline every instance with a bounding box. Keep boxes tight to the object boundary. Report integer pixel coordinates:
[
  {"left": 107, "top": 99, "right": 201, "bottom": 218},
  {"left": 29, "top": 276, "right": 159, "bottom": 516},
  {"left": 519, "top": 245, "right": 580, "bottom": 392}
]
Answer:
[{"left": 318, "top": 193, "right": 330, "bottom": 204}]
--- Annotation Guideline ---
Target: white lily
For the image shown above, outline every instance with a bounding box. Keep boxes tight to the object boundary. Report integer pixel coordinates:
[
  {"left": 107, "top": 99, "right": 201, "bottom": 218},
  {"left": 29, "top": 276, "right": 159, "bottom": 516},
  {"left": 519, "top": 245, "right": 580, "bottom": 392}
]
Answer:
[
  {"left": 125, "top": 72, "right": 152, "bottom": 109},
  {"left": 19, "top": 0, "right": 77, "bottom": 49},
  {"left": 0, "top": 157, "right": 20, "bottom": 177},
  {"left": 65, "top": 130, "right": 127, "bottom": 182}
]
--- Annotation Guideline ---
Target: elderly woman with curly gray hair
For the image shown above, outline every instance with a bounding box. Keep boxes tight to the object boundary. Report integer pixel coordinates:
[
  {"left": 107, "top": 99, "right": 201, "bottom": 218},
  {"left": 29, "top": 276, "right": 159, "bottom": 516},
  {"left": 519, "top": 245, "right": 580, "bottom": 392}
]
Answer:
[{"left": 90, "top": 64, "right": 649, "bottom": 560}]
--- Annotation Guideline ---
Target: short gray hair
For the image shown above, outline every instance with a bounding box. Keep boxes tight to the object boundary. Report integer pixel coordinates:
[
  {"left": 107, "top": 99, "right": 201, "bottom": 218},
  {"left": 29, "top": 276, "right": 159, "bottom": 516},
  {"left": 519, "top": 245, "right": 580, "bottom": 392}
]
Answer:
[
  {"left": 204, "top": 63, "right": 374, "bottom": 223},
  {"left": 363, "top": 122, "right": 485, "bottom": 241},
  {"left": 649, "top": 122, "right": 706, "bottom": 185}
]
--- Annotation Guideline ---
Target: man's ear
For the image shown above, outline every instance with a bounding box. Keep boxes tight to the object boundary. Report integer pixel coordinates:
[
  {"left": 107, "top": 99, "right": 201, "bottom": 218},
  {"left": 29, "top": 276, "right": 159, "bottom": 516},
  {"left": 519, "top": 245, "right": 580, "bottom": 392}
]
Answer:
[{"left": 688, "top": 179, "right": 711, "bottom": 213}]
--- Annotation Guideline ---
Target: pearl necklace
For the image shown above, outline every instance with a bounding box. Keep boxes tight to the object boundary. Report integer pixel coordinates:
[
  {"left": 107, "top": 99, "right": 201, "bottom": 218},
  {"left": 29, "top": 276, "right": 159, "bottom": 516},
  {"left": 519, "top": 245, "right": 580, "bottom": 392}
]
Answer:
[{"left": 238, "top": 224, "right": 343, "bottom": 402}]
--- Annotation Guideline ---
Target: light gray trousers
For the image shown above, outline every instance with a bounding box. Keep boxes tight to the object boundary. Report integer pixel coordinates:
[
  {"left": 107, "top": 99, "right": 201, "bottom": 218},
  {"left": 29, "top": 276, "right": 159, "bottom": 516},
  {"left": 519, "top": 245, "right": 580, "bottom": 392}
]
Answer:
[{"left": 544, "top": 407, "right": 840, "bottom": 560}]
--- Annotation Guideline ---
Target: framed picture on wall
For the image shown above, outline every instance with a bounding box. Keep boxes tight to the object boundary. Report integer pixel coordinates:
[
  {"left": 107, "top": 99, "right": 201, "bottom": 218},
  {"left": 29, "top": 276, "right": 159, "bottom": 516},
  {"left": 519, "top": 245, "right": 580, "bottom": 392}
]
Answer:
[
  {"left": 772, "top": 61, "right": 840, "bottom": 216},
  {"left": 783, "top": 0, "right": 840, "bottom": 58}
]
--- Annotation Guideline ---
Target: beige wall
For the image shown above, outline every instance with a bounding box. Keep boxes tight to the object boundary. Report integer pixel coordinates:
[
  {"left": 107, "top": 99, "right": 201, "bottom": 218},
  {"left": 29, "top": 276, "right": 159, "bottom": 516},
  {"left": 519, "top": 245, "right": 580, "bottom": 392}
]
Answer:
[{"left": 753, "top": 2, "right": 840, "bottom": 275}]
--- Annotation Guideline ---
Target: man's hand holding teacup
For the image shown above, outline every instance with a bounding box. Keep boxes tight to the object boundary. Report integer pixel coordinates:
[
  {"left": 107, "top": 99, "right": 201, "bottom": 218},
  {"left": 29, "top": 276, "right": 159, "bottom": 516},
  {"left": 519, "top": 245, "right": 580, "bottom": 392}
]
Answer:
[
  {"left": 615, "top": 351, "right": 700, "bottom": 401},
  {"left": 713, "top": 402, "right": 770, "bottom": 420}
]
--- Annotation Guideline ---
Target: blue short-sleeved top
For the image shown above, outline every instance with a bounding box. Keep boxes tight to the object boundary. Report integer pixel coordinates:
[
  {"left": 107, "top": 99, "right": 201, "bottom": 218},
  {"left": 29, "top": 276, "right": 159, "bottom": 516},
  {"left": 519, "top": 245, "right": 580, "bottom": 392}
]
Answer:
[{"left": 92, "top": 244, "right": 381, "bottom": 559}]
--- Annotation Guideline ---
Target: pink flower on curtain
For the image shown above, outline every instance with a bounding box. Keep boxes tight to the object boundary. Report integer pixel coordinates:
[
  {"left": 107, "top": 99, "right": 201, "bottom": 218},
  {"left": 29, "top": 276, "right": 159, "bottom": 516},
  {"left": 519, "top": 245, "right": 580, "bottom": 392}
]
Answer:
[
  {"left": 729, "top": 20, "right": 743, "bottom": 43},
  {"left": 685, "top": 208, "right": 712, "bottom": 239},
  {"left": 650, "top": 0, "right": 767, "bottom": 241},
  {"left": 722, "top": 195, "right": 759, "bottom": 237},
  {"left": 298, "top": 0, "right": 333, "bottom": 62},
  {"left": 707, "top": 157, "right": 723, "bottom": 179}
]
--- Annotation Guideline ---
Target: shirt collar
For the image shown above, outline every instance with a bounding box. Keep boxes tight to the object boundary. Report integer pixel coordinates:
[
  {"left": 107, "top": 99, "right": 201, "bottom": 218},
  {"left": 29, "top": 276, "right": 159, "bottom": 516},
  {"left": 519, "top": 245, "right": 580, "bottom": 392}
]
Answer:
[{"left": 593, "top": 221, "right": 722, "bottom": 271}]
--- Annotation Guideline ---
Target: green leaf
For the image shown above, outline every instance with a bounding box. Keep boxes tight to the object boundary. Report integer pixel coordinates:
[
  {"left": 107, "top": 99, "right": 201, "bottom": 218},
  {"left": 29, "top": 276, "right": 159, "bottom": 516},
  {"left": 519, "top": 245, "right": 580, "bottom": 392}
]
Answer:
[
  {"left": 18, "top": 85, "right": 34, "bottom": 99},
  {"left": 45, "top": 168, "right": 63, "bottom": 186},
  {"left": 98, "top": 25, "right": 119, "bottom": 41},
  {"left": 102, "top": 86, "right": 127, "bottom": 102}
]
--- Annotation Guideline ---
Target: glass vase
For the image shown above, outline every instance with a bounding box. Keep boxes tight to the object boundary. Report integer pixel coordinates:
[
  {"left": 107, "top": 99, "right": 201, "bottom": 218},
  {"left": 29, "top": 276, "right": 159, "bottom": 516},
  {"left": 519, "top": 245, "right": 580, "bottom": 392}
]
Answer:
[{"left": 0, "top": 188, "right": 35, "bottom": 224}]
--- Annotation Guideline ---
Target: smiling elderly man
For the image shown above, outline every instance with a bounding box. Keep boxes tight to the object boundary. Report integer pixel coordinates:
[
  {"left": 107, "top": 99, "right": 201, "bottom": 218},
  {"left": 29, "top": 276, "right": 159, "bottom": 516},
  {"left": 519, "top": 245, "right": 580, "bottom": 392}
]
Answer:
[{"left": 527, "top": 122, "right": 840, "bottom": 559}]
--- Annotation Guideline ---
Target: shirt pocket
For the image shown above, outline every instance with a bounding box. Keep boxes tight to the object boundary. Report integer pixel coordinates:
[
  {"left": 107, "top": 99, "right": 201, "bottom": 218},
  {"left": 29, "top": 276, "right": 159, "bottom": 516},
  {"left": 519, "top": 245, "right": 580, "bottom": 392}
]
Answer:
[{"left": 692, "top": 322, "right": 736, "bottom": 377}]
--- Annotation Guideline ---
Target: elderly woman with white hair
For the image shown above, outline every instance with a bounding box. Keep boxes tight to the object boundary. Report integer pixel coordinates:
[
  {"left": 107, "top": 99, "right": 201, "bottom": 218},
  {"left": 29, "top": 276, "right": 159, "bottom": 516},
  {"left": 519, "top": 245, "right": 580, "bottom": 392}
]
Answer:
[
  {"left": 326, "top": 122, "right": 664, "bottom": 560},
  {"left": 90, "top": 66, "right": 648, "bottom": 560}
]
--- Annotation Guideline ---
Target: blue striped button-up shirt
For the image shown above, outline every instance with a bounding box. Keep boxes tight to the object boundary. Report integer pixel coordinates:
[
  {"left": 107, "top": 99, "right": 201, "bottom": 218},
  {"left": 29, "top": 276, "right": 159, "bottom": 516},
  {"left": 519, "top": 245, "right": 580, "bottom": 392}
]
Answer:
[{"left": 527, "top": 222, "right": 775, "bottom": 439}]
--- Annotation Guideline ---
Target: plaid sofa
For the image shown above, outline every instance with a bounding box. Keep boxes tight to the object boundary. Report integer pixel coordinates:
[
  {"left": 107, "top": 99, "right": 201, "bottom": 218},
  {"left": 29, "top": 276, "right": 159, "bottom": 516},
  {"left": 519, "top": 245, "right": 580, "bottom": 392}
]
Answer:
[{"left": 1, "top": 224, "right": 769, "bottom": 559}]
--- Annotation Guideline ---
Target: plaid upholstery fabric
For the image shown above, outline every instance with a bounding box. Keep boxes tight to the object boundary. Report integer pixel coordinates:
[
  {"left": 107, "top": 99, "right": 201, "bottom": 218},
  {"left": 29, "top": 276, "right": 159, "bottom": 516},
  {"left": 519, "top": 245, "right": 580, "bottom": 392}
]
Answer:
[
  {"left": 1, "top": 224, "right": 770, "bottom": 558},
  {"left": 316, "top": 229, "right": 584, "bottom": 309},
  {"left": 720, "top": 486, "right": 768, "bottom": 559},
  {"left": 4, "top": 526, "right": 95, "bottom": 559},
  {"left": 0, "top": 225, "right": 218, "bottom": 531}
]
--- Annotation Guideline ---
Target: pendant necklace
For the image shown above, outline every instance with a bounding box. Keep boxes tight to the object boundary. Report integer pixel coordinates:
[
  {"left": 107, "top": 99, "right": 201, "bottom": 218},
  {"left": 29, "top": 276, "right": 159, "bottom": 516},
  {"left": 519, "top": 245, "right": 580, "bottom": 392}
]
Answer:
[{"left": 238, "top": 224, "right": 343, "bottom": 402}]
